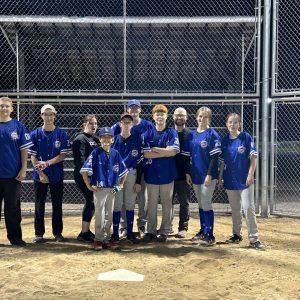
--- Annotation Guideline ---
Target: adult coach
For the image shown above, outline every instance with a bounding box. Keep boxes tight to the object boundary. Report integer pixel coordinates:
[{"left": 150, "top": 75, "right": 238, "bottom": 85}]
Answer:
[
  {"left": 72, "top": 114, "right": 99, "bottom": 242},
  {"left": 29, "top": 104, "right": 71, "bottom": 243},
  {"left": 172, "top": 107, "right": 190, "bottom": 238},
  {"left": 218, "top": 113, "right": 264, "bottom": 249},
  {"left": 142, "top": 104, "right": 179, "bottom": 242},
  {"left": 183, "top": 106, "right": 221, "bottom": 246},
  {"left": 0, "top": 97, "right": 33, "bottom": 246}
]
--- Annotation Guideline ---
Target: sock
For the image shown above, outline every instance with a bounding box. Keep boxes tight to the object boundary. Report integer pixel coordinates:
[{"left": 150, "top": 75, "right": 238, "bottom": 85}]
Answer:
[
  {"left": 126, "top": 210, "right": 134, "bottom": 235},
  {"left": 204, "top": 210, "right": 214, "bottom": 236},
  {"left": 199, "top": 208, "right": 205, "bottom": 232},
  {"left": 113, "top": 211, "right": 121, "bottom": 237}
]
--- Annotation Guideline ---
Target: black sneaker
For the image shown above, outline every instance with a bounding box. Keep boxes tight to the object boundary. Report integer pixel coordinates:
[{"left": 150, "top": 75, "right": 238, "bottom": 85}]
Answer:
[
  {"left": 199, "top": 235, "right": 216, "bottom": 247},
  {"left": 87, "top": 230, "right": 95, "bottom": 239},
  {"left": 54, "top": 234, "right": 65, "bottom": 242},
  {"left": 191, "top": 230, "right": 205, "bottom": 241},
  {"left": 77, "top": 232, "right": 94, "bottom": 243},
  {"left": 157, "top": 234, "right": 168, "bottom": 242},
  {"left": 111, "top": 233, "right": 120, "bottom": 243},
  {"left": 142, "top": 233, "right": 156, "bottom": 243},
  {"left": 225, "top": 234, "right": 243, "bottom": 244},
  {"left": 126, "top": 233, "right": 139, "bottom": 244},
  {"left": 249, "top": 240, "right": 265, "bottom": 250},
  {"left": 33, "top": 235, "right": 45, "bottom": 243},
  {"left": 10, "top": 239, "right": 26, "bottom": 246}
]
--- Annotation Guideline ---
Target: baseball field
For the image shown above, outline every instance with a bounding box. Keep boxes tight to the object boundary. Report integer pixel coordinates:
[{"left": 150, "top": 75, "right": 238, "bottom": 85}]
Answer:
[{"left": 0, "top": 214, "right": 299, "bottom": 300}]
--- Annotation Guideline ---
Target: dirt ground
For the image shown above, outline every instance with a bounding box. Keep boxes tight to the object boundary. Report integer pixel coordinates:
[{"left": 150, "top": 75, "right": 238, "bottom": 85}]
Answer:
[{"left": 0, "top": 213, "right": 299, "bottom": 300}]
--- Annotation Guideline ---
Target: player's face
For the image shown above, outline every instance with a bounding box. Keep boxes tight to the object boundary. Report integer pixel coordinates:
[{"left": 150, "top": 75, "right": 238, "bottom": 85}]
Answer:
[
  {"left": 197, "top": 113, "right": 210, "bottom": 128},
  {"left": 226, "top": 116, "right": 240, "bottom": 134},
  {"left": 99, "top": 135, "right": 114, "bottom": 149},
  {"left": 120, "top": 117, "right": 133, "bottom": 133},
  {"left": 173, "top": 109, "right": 187, "bottom": 126},
  {"left": 153, "top": 111, "right": 167, "bottom": 126},
  {"left": 85, "top": 118, "right": 98, "bottom": 134},
  {"left": 0, "top": 100, "right": 13, "bottom": 118},
  {"left": 127, "top": 105, "right": 141, "bottom": 120},
  {"left": 42, "top": 110, "right": 56, "bottom": 126}
]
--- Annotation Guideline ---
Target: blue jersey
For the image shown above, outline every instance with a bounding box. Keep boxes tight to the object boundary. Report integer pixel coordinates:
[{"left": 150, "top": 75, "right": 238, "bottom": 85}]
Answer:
[
  {"left": 80, "top": 147, "right": 128, "bottom": 188},
  {"left": 182, "top": 128, "right": 221, "bottom": 184},
  {"left": 112, "top": 134, "right": 143, "bottom": 170},
  {"left": 0, "top": 119, "right": 33, "bottom": 178},
  {"left": 143, "top": 127, "right": 180, "bottom": 185},
  {"left": 220, "top": 131, "right": 258, "bottom": 190},
  {"left": 28, "top": 127, "right": 71, "bottom": 183},
  {"left": 111, "top": 118, "right": 155, "bottom": 137}
]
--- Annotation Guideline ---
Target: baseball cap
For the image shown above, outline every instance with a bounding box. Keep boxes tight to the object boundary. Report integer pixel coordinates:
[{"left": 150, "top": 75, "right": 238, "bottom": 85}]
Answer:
[
  {"left": 41, "top": 104, "right": 57, "bottom": 114},
  {"left": 127, "top": 99, "right": 141, "bottom": 108},
  {"left": 120, "top": 113, "right": 133, "bottom": 121},
  {"left": 97, "top": 127, "right": 114, "bottom": 137}
]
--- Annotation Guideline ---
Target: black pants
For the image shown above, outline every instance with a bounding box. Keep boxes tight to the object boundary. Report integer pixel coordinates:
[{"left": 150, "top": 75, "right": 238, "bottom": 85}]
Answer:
[
  {"left": 34, "top": 180, "right": 63, "bottom": 236},
  {"left": 0, "top": 178, "right": 22, "bottom": 242},
  {"left": 173, "top": 180, "right": 190, "bottom": 231},
  {"left": 74, "top": 171, "right": 94, "bottom": 223}
]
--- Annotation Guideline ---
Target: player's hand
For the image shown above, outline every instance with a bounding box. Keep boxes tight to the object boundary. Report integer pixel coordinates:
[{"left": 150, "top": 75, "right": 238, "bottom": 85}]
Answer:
[
  {"left": 186, "top": 174, "right": 193, "bottom": 186},
  {"left": 35, "top": 161, "right": 50, "bottom": 171},
  {"left": 246, "top": 174, "right": 254, "bottom": 186},
  {"left": 39, "top": 172, "right": 49, "bottom": 184},
  {"left": 16, "top": 168, "right": 26, "bottom": 181},
  {"left": 217, "top": 179, "right": 223, "bottom": 190},
  {"left": 111, "top": 185, "right": 123, "bottom": 195},
  {"left": 133, "top": 183, "right": 142, "bottom": 193},
  {"left": 204, "top": 175, "right": 212, "bottom": 187},
  {"left": 90, "top": 185, "right": 100, "bottom": 192}
]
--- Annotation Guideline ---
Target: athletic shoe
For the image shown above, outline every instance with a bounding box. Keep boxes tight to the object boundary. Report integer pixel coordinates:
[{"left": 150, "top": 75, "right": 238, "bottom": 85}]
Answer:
[
  {"left": 142, "top": 233, "right": 157, "bottom": 243},
  {"left": 199, "top": 235, "right": 216, "bottom": 247},
  {"left": 104, "top": 239, "right": 120, "bottom": 250},
  {"left": 119, "top": 227, "right": 127, "bottom": 238},
  {"left": 138, "top": 226, "right": 145, "bottom": 238},
  {"left": 77, "top": 232, "right": 94, "bottom": 243},
  {"left": 33, "top": 235, "right": 44, "bottom": 243},
  {"left": 87, "top": 230, "right": 95, "bottom": 239},
  {"left": 225, "top": 234, "right": 243, "bottom": 244},
  {"left": 157, "top": 234, "right": 168, "bottom": 242},
  {"left": 175, "top": 230, "right": 187, "bottom": 238},
  {"left": 249, "top": 240, "right": 265, "bottom": 250},
  {"left": 111, "top": 233, "right": 120, "bottom": 243},
  {"left": 54, "top": 234, "right": 65, "bottom": 242},
  {"left": 94, "top": 240, "right": 103, "bottom": 251},
  {"left": 10, "top": 239, "right": 26, "bottom": 246},
  {"left": 191, "top": 230, "right": 206, "bottom": 241},
  {"left": 126, "top": 233, "right": 139, "bottom": 244}
]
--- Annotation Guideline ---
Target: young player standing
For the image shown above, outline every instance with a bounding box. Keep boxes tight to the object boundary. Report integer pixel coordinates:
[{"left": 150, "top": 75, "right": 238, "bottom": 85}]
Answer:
[
  {"left": 29, "top": 104, "right": 71, "bottom": 243},
  {"left": 0, "top": 97, "right": 33, "bottom": 246},
  {"left": 72, "top": 115, "right": 99, "bottom": 243},
  {"left": 182, "top": 107, "right": 221, "bottom": 246},
  {"left": 218, "top": 113, "right": 264, "bottom": 249},
  {"left": 111, "top": 113, "right": 143, "bottom": 243},
  {"left": 142, "top": 104, "right": 179, "bottom": 243},
  {"left": 80, "top": 127, "right": 128, "bottom": 251}
]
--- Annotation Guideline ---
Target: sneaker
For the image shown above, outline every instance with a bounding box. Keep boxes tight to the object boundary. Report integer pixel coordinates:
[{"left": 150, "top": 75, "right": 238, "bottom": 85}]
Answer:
[
  {"left": 54, "top": 234, "right": 65, "bottom": 242},
  {"left": 104, "top": 239, "right": 120, "bottom": 250},
  {"left": 126, "top": 233, "right": 139, "bottom": 244},
  {"left": 169, "top": 228, "right": 174, "bottom": 235},
  {"left": 175, "top": 230, "right": 187, "bottom": 238},
  {"left": 119, "top": 227, "right": 127, "bottom": 238},
  {"left": 249, "top": 240, "right": 265, "bottom": 250},
  {"left": 33, "top": 235, "right": 44, "bottom": 243},
  {"left": 77, "top": 232, "right": 94, "bottom": 243},
  {"left": 142, "top": 233, "right": 157, "bottom": 243},
  {"left": 199, "top": 235, "right": 216, "bottom": 247},
  {"left": 225, "top": 234, "right": 243, "bottom": 244},
  {"left": 191, "top": 230, "right": 206, "bottom": 241},
  {"left": 138, "top": 226, "right": 145, "bottom": 238},
  {"left": 10, "top": 239, "right": 26, "bottom": 246},
  {"left": 94, "top": 240, "right": 103, "bottom": 251},
  {"left": 111, "top": 233, "right": 120, "bottom": 243},
  {"left": 87, "top": 230, "right": 95, "bottom": 239},
  {"left": 157, "top": 234, "right": 168, "bottom": 242}
]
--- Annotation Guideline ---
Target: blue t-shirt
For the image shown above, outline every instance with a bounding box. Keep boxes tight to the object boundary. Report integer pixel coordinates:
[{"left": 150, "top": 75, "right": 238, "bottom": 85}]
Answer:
[
  {"left": 80, "top": 147, "right": 128, "bottom": 188},
  {"left": 182, "top": 128, "right": 221, "bottom": 184},
  {"left": 0, "top": 119, "right": 33, "bottom": 178},
  {"left": 28, "top": 127, "right": 71, "bottom": 183},
  {"left": 220, "top": 131, "right": 258, "bottom": 190},
  {"left": 143, "top": 127, "right": 179, "bottom": 185}
]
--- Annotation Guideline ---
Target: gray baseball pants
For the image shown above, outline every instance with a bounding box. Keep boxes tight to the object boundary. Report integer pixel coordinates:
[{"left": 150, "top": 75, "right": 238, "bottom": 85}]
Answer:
[{"left": 193, "top": 180, "right": 217, "bottom": 211}]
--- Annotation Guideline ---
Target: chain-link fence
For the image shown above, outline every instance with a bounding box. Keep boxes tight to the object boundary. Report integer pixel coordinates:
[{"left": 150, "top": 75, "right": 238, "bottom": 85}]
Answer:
[
  {"left": 272, "top": 0, "right": 300, "bottom": 95},
  {"left": 0, "top": 0, "right": 260, "bottom": 96},
  {"left": 270, "top": 99, "right": 300, "bottom": 217},
  {"left": 13, "top": 99, "right": 259, "bottom": 215}
]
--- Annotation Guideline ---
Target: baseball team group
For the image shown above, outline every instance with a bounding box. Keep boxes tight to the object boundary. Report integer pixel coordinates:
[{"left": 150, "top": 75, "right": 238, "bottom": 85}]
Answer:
[{"left": 0, "top": 96, "right": 264, "bottom": 250}]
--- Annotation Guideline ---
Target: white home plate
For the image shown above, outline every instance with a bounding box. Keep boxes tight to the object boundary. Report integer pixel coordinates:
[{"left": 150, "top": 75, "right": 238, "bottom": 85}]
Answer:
[{"left": 97, "top": 269, "right": 144, "bottom": 282}]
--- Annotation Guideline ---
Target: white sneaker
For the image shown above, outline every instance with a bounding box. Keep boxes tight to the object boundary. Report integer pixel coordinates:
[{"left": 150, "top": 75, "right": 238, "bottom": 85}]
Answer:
[
  {"left": 175, "top": 230, "right": 187, "bottom": 238},
  {"left": 33, "top": 235, "right": 44, "bottom": 243}
]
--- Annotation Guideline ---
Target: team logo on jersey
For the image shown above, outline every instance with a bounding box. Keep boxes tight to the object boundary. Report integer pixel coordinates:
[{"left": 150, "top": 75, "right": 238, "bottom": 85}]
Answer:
[
  {"left": 25, "top": 133, "right": 31, "bottom": 140},
  {"left": 89, "top": 141, "right": 97, "bottom": 146},
  {"left": 214, "top": 140, "right": 221, "bottom": 147},
  {"left": 112, "top": 164, "right": 119, "bottom": 173},
  {"left": 200, "top": 140, "right": 208, "bottom": 149},
  {"left": 238, "top": 145, "right": 246, "bottom": 154},
  {"left": 131, "top": 149, "right": 138, "bottom": 157},
  {"left": 10, "top": 131, "right": 19, "bottom": 140},
  {"left": 54, "top": 140, "right": 61, "bottom": 149}
]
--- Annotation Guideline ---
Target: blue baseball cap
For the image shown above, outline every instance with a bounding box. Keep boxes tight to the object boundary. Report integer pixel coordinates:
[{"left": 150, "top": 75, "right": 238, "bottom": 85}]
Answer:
[
  {"left": 97, "top": 127, "right": 114, "bottom": 137},
  {"left": 127, "top": 99, "right": 141, "bottom": 108}
]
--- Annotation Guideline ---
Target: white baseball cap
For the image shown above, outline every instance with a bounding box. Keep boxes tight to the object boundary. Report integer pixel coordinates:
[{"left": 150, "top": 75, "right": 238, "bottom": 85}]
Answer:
[{"left": 41, "top": 104, "right": 57, "bottom": 114}]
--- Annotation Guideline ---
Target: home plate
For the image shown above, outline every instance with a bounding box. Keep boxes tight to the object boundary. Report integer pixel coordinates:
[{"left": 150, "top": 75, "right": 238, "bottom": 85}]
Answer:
[{"left": 97, "top": 269, "right": 144, "bottom": 282}]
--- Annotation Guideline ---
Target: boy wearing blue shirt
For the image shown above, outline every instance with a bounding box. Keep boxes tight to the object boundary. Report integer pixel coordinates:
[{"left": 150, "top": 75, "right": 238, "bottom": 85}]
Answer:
[
  {"left": 0, "top": 97, "right": 33, "bottom": 246},
  {"left": 80, "top": 127, "right": 128, "bottom": 251},
  {"left": 29, "top": 104, "right": 71, "bottom": 243}
]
